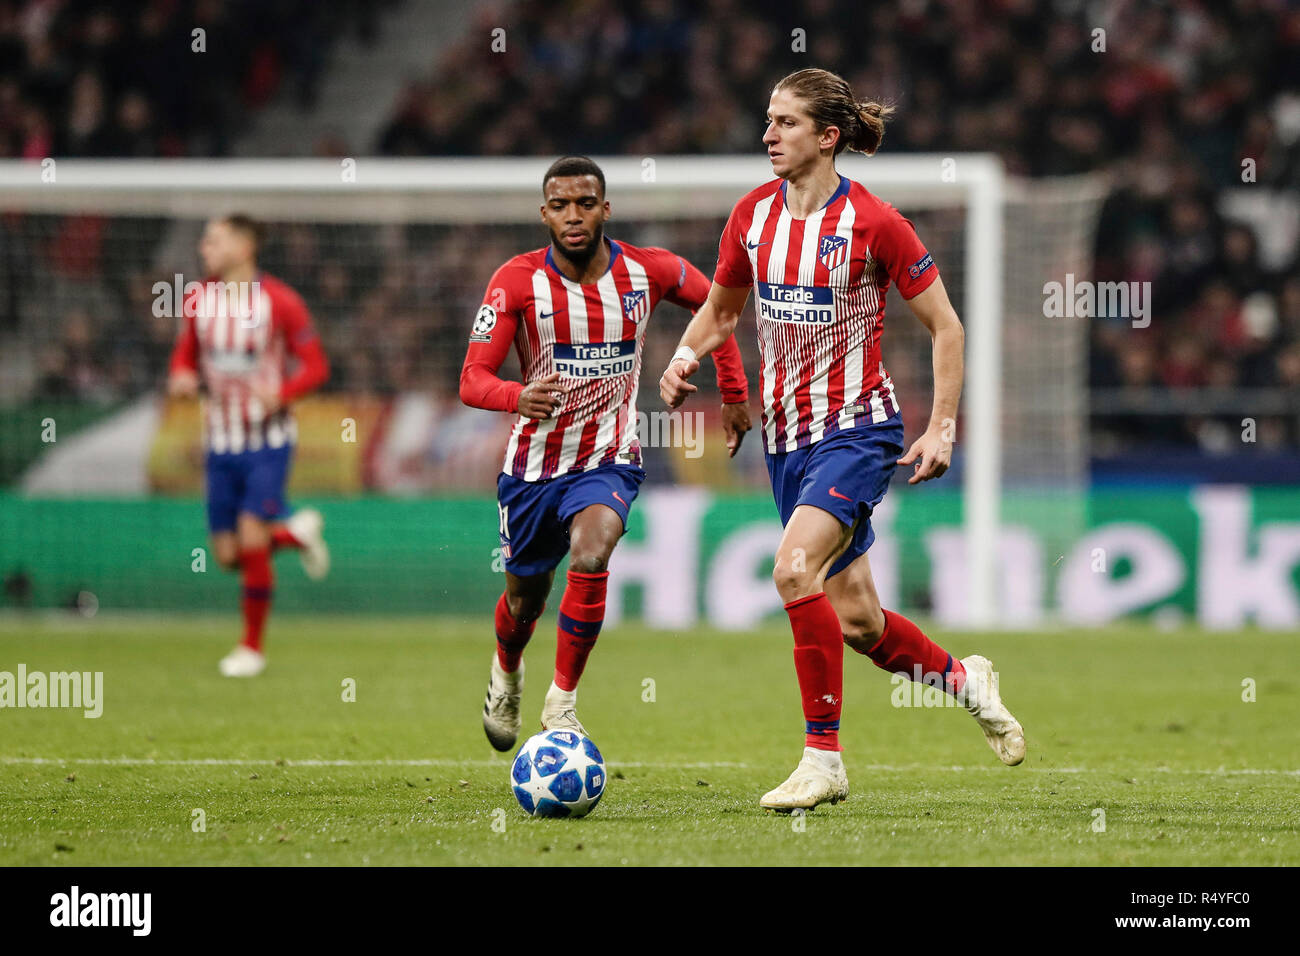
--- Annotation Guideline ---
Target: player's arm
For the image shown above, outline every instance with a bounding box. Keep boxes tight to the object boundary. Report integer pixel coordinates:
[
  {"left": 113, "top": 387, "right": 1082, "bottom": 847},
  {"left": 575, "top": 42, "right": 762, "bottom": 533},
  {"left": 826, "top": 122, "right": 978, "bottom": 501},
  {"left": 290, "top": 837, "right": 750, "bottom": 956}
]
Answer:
[
  {"left": 875, "top": 210, "right": 962, "bottom": 485},
  {"left": 667, "top": 257, "right": 749, "bottom": 402},
  {"left": 898, "top": 274, "right": 964, "bottom": 485},
  {"left": 661, "top": 201, "right": 753, "bottom": 413},
  {"left": 664, "top": 255, "right": 752, "bottom": 457},
  {"left": 166, "top": 309, "right": 199, "bottom": 398},
  {"left": 658, "top": 282, "right": 750, "bottom": 409},
  {"left": 269, "top": 289, "right": 330, "bottom": 412},
  {"left": 458, "top": 281, "right": 566, "bottom": 420}
]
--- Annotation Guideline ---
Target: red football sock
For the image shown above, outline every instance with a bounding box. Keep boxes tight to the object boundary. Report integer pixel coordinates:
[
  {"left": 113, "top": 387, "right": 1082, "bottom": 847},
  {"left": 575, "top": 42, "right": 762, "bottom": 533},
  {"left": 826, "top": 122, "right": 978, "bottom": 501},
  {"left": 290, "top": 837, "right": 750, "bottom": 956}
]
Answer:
[
  {"left": 785, "top": 592, "right": 844, "bottom": 752},
  {"left": 494, "top": 592, "right": 539, "bottom": 673},
  {"left": 553, "top": 569, "right": 607, "bottom": 692},
  {"left": 859, "top": 608, "right": 966, "bottom": 695},
  {"left": 240, "top": 547, "right": 273, "bottom": 653},
  {"left": 270, "top": 525, "right": 301, "bottom": 552}
]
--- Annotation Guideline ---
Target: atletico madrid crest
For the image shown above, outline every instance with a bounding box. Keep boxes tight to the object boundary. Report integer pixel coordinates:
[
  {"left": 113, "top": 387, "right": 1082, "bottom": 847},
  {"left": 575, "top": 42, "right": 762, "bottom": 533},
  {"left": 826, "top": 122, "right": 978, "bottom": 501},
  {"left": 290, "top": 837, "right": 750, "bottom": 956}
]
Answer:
[
  {"left": 818, "top": 235, "right": 848, "bottom": 270},
  {"left": 622, "top": 289, "right": 648, "bottom": 322}
]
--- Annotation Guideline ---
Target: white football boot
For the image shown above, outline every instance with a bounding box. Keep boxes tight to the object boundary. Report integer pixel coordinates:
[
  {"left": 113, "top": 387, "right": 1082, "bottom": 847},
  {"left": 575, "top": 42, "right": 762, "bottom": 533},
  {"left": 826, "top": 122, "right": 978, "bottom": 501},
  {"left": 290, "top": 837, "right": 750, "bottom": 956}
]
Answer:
[
  {"left": 218, "top": 645, "right": 266, "bottom": 678},
  {"left": 759, "top": 746, "right": 850, "bottom": 812},
  {"left": 539, "top": 681, "right": 587, "bottom": 736},
  {"left": 482, "top": 656, "right": 525, "bottom": 752},
  {"left": 286, "top": 508, "right": 330, "bottom": 581},
  {"left": 959, "top": 655, "right": 1026, "bottom": 766}
]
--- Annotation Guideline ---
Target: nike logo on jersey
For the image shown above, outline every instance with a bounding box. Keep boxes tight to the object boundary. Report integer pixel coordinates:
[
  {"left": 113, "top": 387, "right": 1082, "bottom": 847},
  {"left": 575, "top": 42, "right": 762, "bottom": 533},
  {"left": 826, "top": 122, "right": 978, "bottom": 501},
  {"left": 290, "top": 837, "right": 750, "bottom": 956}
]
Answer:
[
  {"left": 537, "top": 309, "right": 563, "bottom": 320},
  {"left": 828, "top": 486, "right": 851, "bottom": 501},
  {"left": 746, "top": 240, "right": 769, "bottom": 249}
]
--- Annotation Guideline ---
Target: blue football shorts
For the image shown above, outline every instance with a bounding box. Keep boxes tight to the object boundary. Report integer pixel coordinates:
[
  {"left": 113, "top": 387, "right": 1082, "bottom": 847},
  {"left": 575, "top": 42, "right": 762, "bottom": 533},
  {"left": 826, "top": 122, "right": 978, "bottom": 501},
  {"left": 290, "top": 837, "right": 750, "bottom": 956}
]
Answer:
[
  {"left": 204, "top": 444, "right": 293, "bottom": 533},
  {"left": 495, "top": 463, "right": 646, "bottom": 577},
  {"left": 764, "top": 415, "right": 905, "bottom": 578}
]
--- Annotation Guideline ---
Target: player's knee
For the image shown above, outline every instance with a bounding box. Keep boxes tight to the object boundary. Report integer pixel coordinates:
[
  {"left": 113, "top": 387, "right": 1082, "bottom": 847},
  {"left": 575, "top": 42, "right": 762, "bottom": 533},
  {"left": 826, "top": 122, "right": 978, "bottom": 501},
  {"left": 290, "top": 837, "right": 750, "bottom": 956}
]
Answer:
[
  {"left": 772, "top": 554, "right": 818, "bottom": 601},
  {"left": 568, "top": 513, "right": 620, "bottom": 575},
  {"left": 841, "top": 605, "right": 886, "bottom": 653},
  {"left": 567, "top": 550, "right": 609, "bottom": 575},
  {"left": 237, "top": 524, "right": 269, "bottom": 554},
  {"left": 214, "top": 543, "right": 240, "bottom": 571}
]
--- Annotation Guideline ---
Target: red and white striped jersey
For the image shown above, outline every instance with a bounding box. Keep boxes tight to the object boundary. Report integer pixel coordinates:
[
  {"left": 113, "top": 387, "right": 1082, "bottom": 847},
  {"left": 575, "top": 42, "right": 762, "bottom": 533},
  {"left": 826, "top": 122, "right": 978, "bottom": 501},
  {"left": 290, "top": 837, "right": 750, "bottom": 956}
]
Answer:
[
  {"left": 460, "top": 239, "right": 748, "bottom": 482},
  {"left": 715, "top": 175, "right": 939, "bottom": 453},
  {"left": 169, "top": 273, "right": 329, "bottom": 454}
]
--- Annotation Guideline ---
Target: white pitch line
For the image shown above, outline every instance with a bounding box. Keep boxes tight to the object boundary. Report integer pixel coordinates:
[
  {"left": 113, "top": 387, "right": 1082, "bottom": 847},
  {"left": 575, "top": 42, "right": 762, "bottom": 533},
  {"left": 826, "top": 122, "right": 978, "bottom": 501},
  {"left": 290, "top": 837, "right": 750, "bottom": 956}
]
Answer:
[
  {"left": 857, "top": 764, "right": 1300, "bottom": 777},
  {"left": 0, "top": 757, "right": 751, "bottom": 769},
  {"left": 0, "top": 757, "right": 1296, "bottom": 776}
]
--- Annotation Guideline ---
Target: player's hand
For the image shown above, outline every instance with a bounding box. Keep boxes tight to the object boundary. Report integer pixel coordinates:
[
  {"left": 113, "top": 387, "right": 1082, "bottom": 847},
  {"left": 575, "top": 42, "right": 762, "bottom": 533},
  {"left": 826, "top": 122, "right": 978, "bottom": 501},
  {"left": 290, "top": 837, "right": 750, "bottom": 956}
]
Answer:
[
  {"left": 518, "top": 371, "right": 567, "bottom": 419},
  {"left": 167, "top": 370, "right": 198, "bottom": 399},
  {"left": 897, "top": 424, "right": 953, "bottom": 485},
  {"left": 659, "top": 358, "right": 699, "bottom": 408},
  {"left": 251, "top": 382, "right": 283, "bottom": 414},
  {"left": 720, "top": 401, "right": 751, "bottom": 458}
]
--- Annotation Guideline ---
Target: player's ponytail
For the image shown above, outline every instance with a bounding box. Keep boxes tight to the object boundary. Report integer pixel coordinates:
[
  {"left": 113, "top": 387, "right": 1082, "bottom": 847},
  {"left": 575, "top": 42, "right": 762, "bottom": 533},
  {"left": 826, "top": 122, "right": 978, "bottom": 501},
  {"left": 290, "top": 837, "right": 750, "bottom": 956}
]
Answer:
[
  {"left": 848, "top": 99, "right": 893, "bottom": 156},
  {"left": 774, "top": 68, "right": 894, "bottom": 156}
]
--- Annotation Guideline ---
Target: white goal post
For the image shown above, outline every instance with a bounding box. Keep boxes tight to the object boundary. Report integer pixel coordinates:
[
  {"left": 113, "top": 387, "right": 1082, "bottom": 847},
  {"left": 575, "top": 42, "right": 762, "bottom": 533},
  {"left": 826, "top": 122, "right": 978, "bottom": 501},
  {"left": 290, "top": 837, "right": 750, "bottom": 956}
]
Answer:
[{"left": 0, "top": 154, "right": 1085, "bottom": 629}]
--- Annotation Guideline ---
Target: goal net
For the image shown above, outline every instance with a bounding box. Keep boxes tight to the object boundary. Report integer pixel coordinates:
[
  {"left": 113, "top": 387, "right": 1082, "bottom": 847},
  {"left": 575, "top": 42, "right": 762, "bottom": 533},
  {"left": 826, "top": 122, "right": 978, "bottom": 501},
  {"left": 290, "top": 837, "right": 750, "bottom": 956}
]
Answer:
[{"left": 0, "top": 157, "right": 1106, "bottom": 627}]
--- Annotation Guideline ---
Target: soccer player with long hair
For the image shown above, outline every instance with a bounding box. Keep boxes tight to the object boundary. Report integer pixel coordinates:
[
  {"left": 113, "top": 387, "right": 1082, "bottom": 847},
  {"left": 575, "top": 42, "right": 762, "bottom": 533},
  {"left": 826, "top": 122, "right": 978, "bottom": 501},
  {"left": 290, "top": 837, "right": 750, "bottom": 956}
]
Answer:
[
  {"left": 660, "top": 69, "right": 1026, "bottom": 811},
  {"left": 167, "top": 214, "right": 331, "bottom": 677},
  {"left": 461, "top": 156, "right": 751, "bottom": 751}
]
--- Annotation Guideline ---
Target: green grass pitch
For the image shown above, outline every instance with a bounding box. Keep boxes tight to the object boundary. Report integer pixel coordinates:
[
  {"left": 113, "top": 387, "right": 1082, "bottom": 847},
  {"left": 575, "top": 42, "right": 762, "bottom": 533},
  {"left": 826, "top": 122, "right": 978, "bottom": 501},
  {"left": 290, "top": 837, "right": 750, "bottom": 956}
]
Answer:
[{"left": 1, "top": 613, "right": 1296, "bottom": 866}]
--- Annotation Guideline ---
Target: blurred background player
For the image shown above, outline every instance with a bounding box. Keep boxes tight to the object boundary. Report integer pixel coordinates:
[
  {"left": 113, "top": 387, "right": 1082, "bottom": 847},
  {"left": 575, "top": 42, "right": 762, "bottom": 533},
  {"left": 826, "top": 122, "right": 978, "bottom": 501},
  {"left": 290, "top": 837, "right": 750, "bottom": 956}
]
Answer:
[
  {"left": 167, "top": 214, "right": 331, "bottom": 677},
  {"left": 460, "top": 156, "right": 752, "bottom": 749},
  {"left": 661, "top": 70, "right": 1026, "bottom": 810}
]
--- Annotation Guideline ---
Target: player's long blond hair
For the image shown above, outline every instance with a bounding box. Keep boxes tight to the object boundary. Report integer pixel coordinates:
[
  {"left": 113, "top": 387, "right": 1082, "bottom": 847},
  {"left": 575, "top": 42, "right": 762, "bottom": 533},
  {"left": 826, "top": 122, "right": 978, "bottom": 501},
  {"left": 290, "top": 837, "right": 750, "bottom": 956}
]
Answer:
[{"left": 774, "top": 68, "right": 894, "bottom": 156}]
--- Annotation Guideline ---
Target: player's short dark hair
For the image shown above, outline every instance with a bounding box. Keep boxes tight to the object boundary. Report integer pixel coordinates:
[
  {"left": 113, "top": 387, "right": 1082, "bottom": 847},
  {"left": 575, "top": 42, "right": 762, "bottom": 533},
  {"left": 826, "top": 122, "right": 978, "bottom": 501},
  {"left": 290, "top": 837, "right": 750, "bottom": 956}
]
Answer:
[
  {"left": 221, "top": 213, "right": 265, "bottom": 252},
  {"left": 542, "top": 156, "right": 606, "bottom": 197}
]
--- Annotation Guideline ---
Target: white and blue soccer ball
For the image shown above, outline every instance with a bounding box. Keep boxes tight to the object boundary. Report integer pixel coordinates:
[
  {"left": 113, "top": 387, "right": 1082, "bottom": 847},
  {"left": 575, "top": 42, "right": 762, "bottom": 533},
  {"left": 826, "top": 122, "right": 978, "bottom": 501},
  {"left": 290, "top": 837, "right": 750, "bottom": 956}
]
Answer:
[{"left": 510, "top": 729, "right": 606, "bottom": 818}]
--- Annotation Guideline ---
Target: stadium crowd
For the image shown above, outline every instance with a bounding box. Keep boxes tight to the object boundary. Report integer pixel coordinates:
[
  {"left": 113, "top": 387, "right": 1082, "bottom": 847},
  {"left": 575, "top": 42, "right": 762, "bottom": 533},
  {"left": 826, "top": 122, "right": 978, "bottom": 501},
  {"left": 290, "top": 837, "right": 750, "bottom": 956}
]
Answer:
[
  {"left": 4, "top": 0, "right": 1300, "bottom": 456},
  {"left": 0, "top": 0, "right": 383, "bottom": 158},
  {"left": 379, "top": 0, "right": 1300, "bottom": 452}
]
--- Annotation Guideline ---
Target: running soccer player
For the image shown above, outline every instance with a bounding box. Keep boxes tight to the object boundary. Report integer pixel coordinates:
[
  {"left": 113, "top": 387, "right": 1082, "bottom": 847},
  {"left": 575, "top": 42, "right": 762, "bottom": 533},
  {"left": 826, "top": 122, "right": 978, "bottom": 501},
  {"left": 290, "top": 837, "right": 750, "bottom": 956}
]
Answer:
[
  {"left": 167, "top": 214, "right": 331, "bottom": 678},
  {"left": 660, "top": 69, "right": 1026, "bottom": 811},
  {"left": 460, "top": 156, "right": 752, "bottom": 750}
]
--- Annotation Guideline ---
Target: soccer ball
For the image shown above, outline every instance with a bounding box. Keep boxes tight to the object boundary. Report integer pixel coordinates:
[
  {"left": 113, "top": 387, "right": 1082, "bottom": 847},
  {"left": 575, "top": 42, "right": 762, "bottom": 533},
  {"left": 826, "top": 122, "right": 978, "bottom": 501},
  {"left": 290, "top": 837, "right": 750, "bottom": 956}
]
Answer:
[{"left": 510, "top": 729, "right": 606, "bottom": 818}]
